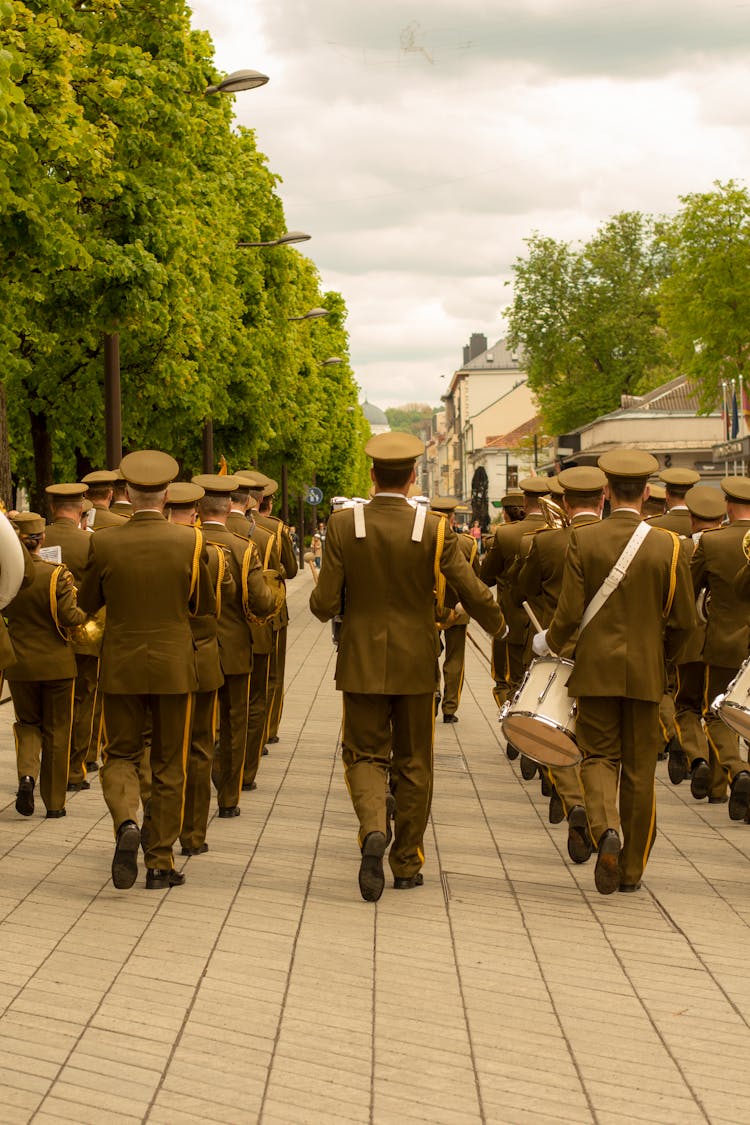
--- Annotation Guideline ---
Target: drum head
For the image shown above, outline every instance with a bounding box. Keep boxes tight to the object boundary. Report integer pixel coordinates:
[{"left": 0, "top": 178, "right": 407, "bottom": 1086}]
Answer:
[
  {"left": 721, "top": 703, "right": 750, "bottom": 742},
  {"left": 502, "top": 714, "right": 581, "bottom": 768}
]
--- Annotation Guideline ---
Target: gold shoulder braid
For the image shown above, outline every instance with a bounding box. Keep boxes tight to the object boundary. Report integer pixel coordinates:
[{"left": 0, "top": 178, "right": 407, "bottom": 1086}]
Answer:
[
  {"left": 433, "top": 515, "right": 447, "bottom": 617},
  {"left": 211, "top": 543, "right": 227, "bottom": 621},
  {"left": 49, "top": 564, "right": 68, "bottom": 641},
  {"left": 663, "top": 530, "right": 680, "bottom": 618}
]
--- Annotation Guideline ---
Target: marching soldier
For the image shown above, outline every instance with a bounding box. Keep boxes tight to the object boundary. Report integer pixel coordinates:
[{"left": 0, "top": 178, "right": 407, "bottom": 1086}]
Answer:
[
  {"left": 430, "top": 496, "right": 480, "bottom": 723},
  {"left": 192, "top": 475, "right": 278, "bottom": 818},
  {"left": 669, "top": 485, "right": 727, "bottom": 802},
  {"left": 44, "top": 482, "right": 101, "bottom": 791},
  {"left": 238, "top": 471, "right": 298, "bottom": 746},
  {"left": 110, "top": 471, "right": 134, "bottom": 518},
  {"left": 165, "top": 482, "right": 235, "bottom": 855},
  {"left": 6, "top": 512, "right": 87, "bottom": 818},
  {"left": 538, "top": 451, "right": 695, "bottom": 894},
  {"left": 79, "top": 451, "right": 215, "bottom": 890},
  {"left": 646, "top": 467, "right": 700, "bottom": 535},
  {"left": 690, "top": 476, "right": 750, "bottom": 819},
  {"left": 480, "top": 479, "right": 548, "bottom": 710},
  {"left": 516, "top": 466, "right": 606, "bottom": 860},
  {"left": 310, "top": 433, "right": 504, "bottom": 902},
  {"left": 81, "top": 470, "right": 128, "bottom": 529}
]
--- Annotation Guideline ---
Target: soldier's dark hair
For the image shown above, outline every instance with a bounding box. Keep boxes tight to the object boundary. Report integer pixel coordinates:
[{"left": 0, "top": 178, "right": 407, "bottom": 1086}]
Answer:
[
  {"left": 229, "top": 490, "right": 248, "bottom": 506},
  {"left": 607, "top": 476, "right": 648, "bottom": 503},
  {"left": 503, "top": 505, "right": 525, "bottom": 522},
  {"left": 85, "top": 484, "right": 112, "bottom": 501},
  {"left": 198, "top": 495, "right": 231, "bottom": 518},
  {"left": 372, "top": 464, "right": 413, "bottom": 490},
  {"left": 566, "top": 489, "right": 603, "bottom": 509},
  {"left": 665, "top": 484, "right": 691, "bottom": 500}
]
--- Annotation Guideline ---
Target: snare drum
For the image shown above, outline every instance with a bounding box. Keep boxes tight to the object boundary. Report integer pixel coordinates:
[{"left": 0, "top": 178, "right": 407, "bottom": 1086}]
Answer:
[
  {"left": 714, "top": 656, "right": 750, "bottom": 741},
  {"left": 500, "top": 657, "right": 580, "bottom": 768}
]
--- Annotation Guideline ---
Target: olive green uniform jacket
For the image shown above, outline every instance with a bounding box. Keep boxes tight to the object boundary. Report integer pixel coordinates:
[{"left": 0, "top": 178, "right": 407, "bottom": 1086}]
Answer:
[
  {"left": 309, "top": 495, "right": 504, "bottom": 694},
  {"left": 547, "top": 510, "right": 695, "bottom": 701},
  {"left": 88, "top": 506, "right": 127, "bottom": 530},
  {"left": 5, "top": 558, "right": 85, "bottom": 680},
  {"left": 43, "top": 518, "right": 91, "bottom": 583},
  {"left": 646, "top": 507, "right": 692, "bottom": 537},
  {"left": 480, "top": 513, "right": 546, "bottom": 645},
  {"left": 516, "top": 513, "right": 600, "bottom": 651},
  {"left": 691, "top": 520, "right": 750, "bottom": 668},
  {"left": 78, "top": 511, "right": 214, "bottom": 694}
]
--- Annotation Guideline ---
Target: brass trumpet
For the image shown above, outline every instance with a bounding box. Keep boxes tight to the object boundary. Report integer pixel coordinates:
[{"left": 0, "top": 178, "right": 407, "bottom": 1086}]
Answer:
[{"left": 539, "top": 494, "right": 570, "bottom": 529}]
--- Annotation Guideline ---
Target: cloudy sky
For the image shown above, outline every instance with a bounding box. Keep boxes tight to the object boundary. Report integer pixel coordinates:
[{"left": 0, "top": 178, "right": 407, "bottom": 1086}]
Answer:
[{"left": 190, "top": 0, "right": 750, "bottom": 410}]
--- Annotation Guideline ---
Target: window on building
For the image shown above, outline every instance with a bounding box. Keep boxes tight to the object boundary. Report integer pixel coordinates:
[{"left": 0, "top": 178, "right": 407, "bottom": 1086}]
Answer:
[{"left": 507, "top": 465, "right": 519, "bottom": 488}]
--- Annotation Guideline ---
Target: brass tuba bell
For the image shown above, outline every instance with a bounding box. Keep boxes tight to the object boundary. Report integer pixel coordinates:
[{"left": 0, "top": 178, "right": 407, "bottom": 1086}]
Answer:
[{"left": 538, "top": 494, "right": 570, "bottom": 529}]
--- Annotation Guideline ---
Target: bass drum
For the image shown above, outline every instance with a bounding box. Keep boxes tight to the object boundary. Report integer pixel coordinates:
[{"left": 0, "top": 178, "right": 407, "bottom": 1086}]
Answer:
[
  {"left": 714, "top": 656, "right": 750, "bottom": 741},
  {"left": 0, "top": 510, "right": 25, "bottom": 610},
  {"left": 500, "top": 656, "right": 580, "bottom": 768}
]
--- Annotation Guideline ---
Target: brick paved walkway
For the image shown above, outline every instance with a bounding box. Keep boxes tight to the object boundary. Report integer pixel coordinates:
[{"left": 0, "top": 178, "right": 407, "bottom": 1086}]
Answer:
[{"left": 0, "top": 567, "right": 749, "bottom": 1123}]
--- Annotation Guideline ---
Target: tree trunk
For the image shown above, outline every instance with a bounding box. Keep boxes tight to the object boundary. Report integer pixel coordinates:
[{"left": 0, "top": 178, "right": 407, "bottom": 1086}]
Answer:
[
  {"left": 75, "top": 449, "right": 94, "bottom": 481},
  {"left": 0, "top": 384, "right": 12, "bottom": 509},
  {"left": 29, "top": 408, "right": 53, "bottom": 514}
]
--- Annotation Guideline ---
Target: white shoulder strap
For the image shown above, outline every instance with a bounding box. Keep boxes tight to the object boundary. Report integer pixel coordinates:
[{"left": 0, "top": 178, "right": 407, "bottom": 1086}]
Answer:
[
  {"left": 411, "top": 504, "right": 427, "bottom": 543},
  {"left": 353, "top": 502, "right": 366, "bottom": 539},
  {"left": 580, "top": 522, "right": 651, "bottom": 632}
]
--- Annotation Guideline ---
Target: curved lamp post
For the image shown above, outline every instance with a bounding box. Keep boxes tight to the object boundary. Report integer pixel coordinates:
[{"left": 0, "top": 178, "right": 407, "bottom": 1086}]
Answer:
[
  {"left": 237, "top": 230, "right": 311, "bottom": 248},
  {"left": 205, "top": 69, "right": 269, "bottom": 95}
]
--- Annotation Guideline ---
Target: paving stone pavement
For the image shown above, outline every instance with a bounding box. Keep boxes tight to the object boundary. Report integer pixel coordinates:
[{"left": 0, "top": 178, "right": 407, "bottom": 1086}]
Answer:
[{"left": 0, "top": 566, "right": 750, "bottom": 1123}]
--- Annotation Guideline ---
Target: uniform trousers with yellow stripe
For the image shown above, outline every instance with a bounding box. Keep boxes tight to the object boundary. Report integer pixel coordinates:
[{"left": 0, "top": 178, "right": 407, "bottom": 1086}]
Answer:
[
  {"left": 674, "top": 661, "right": 726, "bottom": 798},
  {"left": 180, "top": 689, "right": 218, "bottom": 852},
  {"left": 69, "top": 654, "right": 99, "bottom": 784},
  {"left": 215, "top": 672, "right": 250, "bottom": 810},
  {"left": 266, "top": 626, "right": 287, "bottom": 741},
  {"left": 576, "top": 696, "right": 660, "bottom": 887},
  {"left": 101, "top": 692, "right": 193, "bottom": 871},
  {"left": 244, "top": 653, "right": 271, "bottom": 788},
  {"left": 342, "top": 691, "right": 434, "bottom": 880},
  {"left": 440, "top": 625, "right": 466, "bottom": 716},
  {"left": 9, "top": 678, "right": 74, "bottom": 813}
]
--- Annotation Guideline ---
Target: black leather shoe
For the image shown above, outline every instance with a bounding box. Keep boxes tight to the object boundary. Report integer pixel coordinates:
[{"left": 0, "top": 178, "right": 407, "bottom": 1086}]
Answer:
[
  {"left": 667, "top": 739, "right": 688, "bottom": 785},
  {"left": 619, "top": 882, "right": 642, "bottom": 893},
  {"left": 67, "top": 780, "right": 90, "bottom": 792},
  {"left": 15, "top": 776, "right": 34, "bottom": 817},
  {"left": 145, "top": 868, "right": 186, "bottom": 890},
  {"left": 112, "top": 820, "right": 140, "bottom": 890},
  {"left": 443, "top": 713, "right": 458, "bottom": 724},
  {"left": 729, "top": 771, "right": 750, "bottom": 821},
  {"left": 505, "top": 742, "right": 520, "bottom": 761},
  {"left": 267, "top": 736, "right": 280, "bottom": 745},
  {"left": 45, "top": 809, "right": 66, "bottom": 819},
  {"left": 241, "top": 781, "right": 257, "bottom": 791},
  {"left": 86, "top": 761, "right": 99, "bottom": 772},
  {"left": 548, "top": 789, "right": 565, "bottom": 825},
  {"left": 594, "top": 829, "right": 621, "bottom": 895},
  {"left": 218, "top": 806, "right": 240, "bottom": 818},
  {"left": 358, "top": 831, "right": 386, "bottom": 902},
  {"left": 567, "top": 806, "right": 593, "bottom": 864},
  {"left": 394, "top": 873, "right": 424, "bottom": 889},
  {"left": 690, "top": 759, "right": 711, "bottom": 801},
  {"left": 710, "top": 795, "right": 729, "bottom": 804},
  {"left": 261, "top": 747, "right": 269, "bottom": 756},
  {"left": 520, "top": 755, "right": 537, "bottom": 780},
  {"left": 180, "top": 843, "right": 209, "bottom": 856}
]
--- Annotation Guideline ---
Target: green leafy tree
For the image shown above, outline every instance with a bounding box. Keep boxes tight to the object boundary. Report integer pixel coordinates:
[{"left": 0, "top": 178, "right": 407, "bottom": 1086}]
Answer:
[
  {"left": 385, "top": 403, "right": 436, "bottom": 438},
  {"left": 658, "top": 180, "right": 750, "bottom": 412},
  {"left": 507, "top": 212, "right": 674, "bottom": 434}
]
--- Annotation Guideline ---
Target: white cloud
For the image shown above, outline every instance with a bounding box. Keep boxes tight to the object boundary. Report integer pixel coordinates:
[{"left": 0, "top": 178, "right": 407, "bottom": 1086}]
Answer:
[{"left": 188, "top": 0, "right": 750, "bottom": 408}]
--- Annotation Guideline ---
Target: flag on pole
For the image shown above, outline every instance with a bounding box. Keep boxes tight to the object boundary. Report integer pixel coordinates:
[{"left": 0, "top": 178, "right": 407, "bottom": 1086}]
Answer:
[{"left": 732, "top": 381, "right": 740, "bottom": 439}]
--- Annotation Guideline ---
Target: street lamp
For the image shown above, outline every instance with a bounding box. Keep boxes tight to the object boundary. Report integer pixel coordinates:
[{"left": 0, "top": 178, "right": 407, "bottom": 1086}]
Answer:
[
  {"left": 288, "top": 307, "right": 329, "bottom": 322},
  {"left": 237, "top": 230, "right": 311, "bottom": 248},
  {"left": 321, "top": 356, "right": 343, "bottom": 367},
  {"left": 205, "top": 70, "right": 269, "bottom": 95}
]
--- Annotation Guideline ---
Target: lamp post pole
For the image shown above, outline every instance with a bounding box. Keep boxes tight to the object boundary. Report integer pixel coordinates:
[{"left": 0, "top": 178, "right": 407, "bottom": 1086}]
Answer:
[{"left": 104, "top": 332, "right": 122, "bottom": 468}]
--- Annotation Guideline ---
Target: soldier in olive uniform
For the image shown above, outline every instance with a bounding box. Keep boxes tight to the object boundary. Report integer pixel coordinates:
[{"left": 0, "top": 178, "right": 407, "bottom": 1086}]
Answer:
[
  {"left": 480, "top": 479, "right": 549, "bottom": 711},
  {"left": 6, "top": 513, "right": 87, "bottom": 818},
  {"left": 192, "top": 475, "right": 278, "bottom": 817},
  {"left": 238, "top": 471, "right": 298, "bottom": 745},
  {"left": 166, "top": 483, "right": 235, "bottom": 855},
  {"left": 79, "top": 451, "right": 215, "bottom": 890},
  {"left": 668, "top": 485, "right": 728, "bottom": 802},
  {"left": 44, "top": 482, "right": 100, "bottom": 791},
  {"left": 110, "top": 471, "right": 133, "bottom": 518},
  {"left": 690, "top": 476, "right": 750, "bottom": 819},
  {"left": 430, "top": 497, "right": 479, "bottom": 723},
  {"left": 516, "top": 466, "right": 606, "bottom": 862},
  {"left": 310, "top": 433, "right": 505, "bottom": 902},
  {"left": 540, "top": 451, "right": 695, "bottom": 894},
  {"left": 81, "top": 469, "right": 128, "bottom": 529}
]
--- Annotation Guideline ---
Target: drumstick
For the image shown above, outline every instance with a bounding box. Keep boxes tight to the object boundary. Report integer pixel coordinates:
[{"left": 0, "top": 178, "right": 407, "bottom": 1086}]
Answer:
[
  {"left": 522, "top": 600, "right": 544, "bottom": 634},
  {"left": 465, "top": 628, "right": 491, "bottom": 668}
]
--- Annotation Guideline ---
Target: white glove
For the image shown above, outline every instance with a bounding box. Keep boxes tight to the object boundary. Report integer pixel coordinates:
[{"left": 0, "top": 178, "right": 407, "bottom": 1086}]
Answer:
[{"left": 532, "top": 629, "right": 552, "bottom": 657}]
